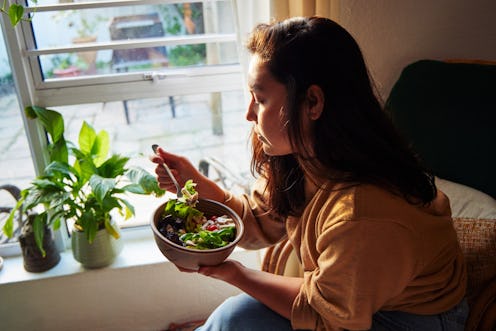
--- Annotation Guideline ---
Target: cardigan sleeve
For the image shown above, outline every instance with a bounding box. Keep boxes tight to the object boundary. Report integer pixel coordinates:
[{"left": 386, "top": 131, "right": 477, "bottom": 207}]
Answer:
[{"left": 222, "top": 177, "right": 287, "bottom": 250}]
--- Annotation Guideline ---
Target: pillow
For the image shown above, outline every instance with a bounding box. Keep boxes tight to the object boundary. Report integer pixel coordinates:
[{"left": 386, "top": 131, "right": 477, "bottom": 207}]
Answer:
[
  {"left": 435, "top": 177, "right": 496, "bottom": 219},
  {"left": 386, "top": 60, "right": 496, "bottom": 199},
  {"left": 452, "top": 217, "right": 496, "bottom": 306}
]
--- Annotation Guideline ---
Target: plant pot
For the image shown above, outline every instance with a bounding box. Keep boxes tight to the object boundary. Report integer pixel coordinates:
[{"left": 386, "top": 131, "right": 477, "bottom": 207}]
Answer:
[
  {"left": 72, "top": 35, "right": 97, "bottom": 74},
  {"left": 19, "top": 218, "right": 61, "bottom": 273},
  {"left": 53, "top": 66, "right": 81, "bottom": 78},
  {"left": 71, "top": 227, "right": 123, "bottom": 269}
]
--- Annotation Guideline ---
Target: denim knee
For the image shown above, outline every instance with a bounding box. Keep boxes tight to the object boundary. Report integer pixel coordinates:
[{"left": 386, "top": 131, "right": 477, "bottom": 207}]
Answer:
[{"left": 196, "top": 293, "right": 296, "bottom": 331}]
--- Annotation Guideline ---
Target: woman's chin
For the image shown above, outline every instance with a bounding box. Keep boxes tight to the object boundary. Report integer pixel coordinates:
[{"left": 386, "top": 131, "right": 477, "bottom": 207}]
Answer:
[{"left": 262, "top": 144, "right": 291, "bottom": 156}]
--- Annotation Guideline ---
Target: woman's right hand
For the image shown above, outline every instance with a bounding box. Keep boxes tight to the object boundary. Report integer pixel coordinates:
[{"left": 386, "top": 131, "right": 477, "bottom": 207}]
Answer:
[{"left": 150, "top": 146, "right": 226, "bottom": 202}]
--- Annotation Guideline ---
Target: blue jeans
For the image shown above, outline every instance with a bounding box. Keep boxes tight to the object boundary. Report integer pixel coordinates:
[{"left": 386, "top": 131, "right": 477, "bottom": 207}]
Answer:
[{"left": 195, "top": 293, "right": 469, "bottom": 331}]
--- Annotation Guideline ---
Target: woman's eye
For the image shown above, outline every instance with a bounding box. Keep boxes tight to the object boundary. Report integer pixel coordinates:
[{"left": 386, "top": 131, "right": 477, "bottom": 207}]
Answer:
[{"left": 250, "top": 91, "right": 264, "bottom": 106}]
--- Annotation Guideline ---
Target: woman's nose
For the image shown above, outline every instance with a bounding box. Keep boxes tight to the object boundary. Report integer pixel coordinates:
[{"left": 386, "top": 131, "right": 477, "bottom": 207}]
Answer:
[{"left": 245, "top": 100, "right": 257, "bottom": 122}]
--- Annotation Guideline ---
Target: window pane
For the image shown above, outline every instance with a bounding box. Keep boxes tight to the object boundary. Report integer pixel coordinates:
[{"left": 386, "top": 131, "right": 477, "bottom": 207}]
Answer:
[
  {"left": 30, "top": 1, "right": 238, "bottom": 78},
  {"left": 0, "top": 33, "right": 36, "bottom": 246},
  {"left": 43, "top": 90, "right": 252, "bottom": 229},
  {"left": 2, "top": 0, "right": 247, "bottom": 249}
]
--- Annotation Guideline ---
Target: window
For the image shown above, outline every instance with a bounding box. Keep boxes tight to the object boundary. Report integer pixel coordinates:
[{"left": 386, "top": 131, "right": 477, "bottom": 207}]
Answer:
[
  {"left": 0, "top": 0, "right": 252, "bottom": 253},
  {"left": 0, "top": 31, "right": 36, "bottom": 250}
]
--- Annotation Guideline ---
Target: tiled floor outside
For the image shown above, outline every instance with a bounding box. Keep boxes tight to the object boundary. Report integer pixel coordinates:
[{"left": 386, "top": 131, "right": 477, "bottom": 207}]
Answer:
[{"left": 0, "top": 89, "right": 254, "bottom": 232}]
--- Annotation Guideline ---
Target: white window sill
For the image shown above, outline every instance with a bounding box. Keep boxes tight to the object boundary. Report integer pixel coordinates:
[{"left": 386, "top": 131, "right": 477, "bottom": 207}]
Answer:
[
  {"left": 0, "top": 226, "right": 263, "bottom": 331},
  {"left": 0, "top": 226, "right": 260, "bottom": 285}
]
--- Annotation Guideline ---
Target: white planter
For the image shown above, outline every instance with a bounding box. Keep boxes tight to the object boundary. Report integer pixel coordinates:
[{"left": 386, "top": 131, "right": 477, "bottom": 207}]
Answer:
[{"left": 71, "top": 228, "right": 123, "bottom": 268}]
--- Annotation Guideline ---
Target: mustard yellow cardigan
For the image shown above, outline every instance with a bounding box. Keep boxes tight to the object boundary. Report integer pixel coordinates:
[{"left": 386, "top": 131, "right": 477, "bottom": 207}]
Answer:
[{"left": 224, "top": 179, "right": 466, "bottom": 331}]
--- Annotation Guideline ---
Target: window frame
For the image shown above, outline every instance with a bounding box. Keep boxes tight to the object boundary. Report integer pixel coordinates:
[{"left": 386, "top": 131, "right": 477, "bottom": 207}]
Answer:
[
  {"left": 0, "top": 0, "right": 244, "bottom": 254},
  {"left": 5, "top": 0, "right": 243, "bottom": 172}
]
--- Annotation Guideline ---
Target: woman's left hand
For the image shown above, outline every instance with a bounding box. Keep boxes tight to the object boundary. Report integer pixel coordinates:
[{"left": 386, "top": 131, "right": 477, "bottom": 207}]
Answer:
[
  {"left": 197, "top": 260, "right": 243, "bottom": 282},
  {"left": 176, "top": 260, "right": 243, "bottom": 283}
]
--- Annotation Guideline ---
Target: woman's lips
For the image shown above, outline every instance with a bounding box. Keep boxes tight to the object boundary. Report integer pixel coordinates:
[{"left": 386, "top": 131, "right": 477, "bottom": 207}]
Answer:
[{"left": 256, "top": 131, "right": 268, "bottom": 144}]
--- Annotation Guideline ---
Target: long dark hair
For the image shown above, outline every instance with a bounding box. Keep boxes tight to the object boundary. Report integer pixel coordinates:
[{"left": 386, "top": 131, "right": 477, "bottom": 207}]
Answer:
[{"left": 246, "top": 16, "right": 436, "bottom": 217}]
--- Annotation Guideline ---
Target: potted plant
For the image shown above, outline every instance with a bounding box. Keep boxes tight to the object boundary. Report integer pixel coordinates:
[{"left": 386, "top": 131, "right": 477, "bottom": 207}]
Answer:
[
  {"left": 68, "top": 13, "right": 107, "bottom": 74},
  {"left": 3, "top": 105, "right": 164, "bottom": 268},
  {"left": 1, "top": 184, "right": 61, "bottom": 272},
  {"left": 51, "top": 54, "right": 81, "bottom": 78}
]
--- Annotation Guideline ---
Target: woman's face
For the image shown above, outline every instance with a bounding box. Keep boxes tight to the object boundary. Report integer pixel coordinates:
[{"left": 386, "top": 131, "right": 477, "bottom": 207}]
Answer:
[{"left": 246, "top": 54, "right": 292, "bottom": 156}]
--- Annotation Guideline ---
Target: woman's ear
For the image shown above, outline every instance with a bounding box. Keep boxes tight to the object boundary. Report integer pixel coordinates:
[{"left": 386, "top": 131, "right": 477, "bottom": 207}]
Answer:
[{"left": 305, "top": 85, "right": 324, "bottom": 120}]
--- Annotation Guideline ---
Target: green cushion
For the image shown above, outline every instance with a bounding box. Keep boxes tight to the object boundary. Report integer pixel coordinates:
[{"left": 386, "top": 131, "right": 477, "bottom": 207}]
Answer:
[{"left": 385, "top": 60, "right": 496, "bottom": 198}]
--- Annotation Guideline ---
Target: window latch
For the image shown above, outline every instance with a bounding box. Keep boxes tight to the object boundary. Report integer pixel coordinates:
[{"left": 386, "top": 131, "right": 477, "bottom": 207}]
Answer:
[
  {"left": 143, "top": 72, "right": 168, "bottom": 83},
  {"left": 144, "top": 72, "right": 190, "bottom": 83}
]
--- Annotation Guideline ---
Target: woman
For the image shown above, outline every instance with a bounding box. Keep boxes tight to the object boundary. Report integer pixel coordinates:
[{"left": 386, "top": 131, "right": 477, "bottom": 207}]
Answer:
[{"left": 151, "top": 16, "right": 468, "bottom": 331}]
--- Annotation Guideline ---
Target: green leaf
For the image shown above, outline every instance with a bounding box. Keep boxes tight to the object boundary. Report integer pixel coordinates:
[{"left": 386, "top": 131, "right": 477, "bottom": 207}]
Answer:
[
  {"left": 104, "top": 218, "right": 120, "bottom": 239},
  {"left": 93, "top": 130, "right": 110, "bottom": 166},
  {"left": 183, "top": 179, "right": 197, "bottom": 195},
  {"left": 32, "top": 214, "right": 47, "bottom": 257},
  {"left": 77, "top": 211, "right": 99, "bottom": 243},
  {"left": 44, "top": 161, "right": 74, "bottom": 178},
  {"left": 26, "top": 106, "right": 65, "bottom": 144},
  {"left": 78, "top": 121, "right": 97, "bottom": 155},
  {"left": 97, "top": 154, "right": 128, "bottom": 178},
  {"left": 89, "top": 175, "right": 116, "bottom": 203},
  {"left": 25, "top": 106, "right": 68, "bottom": 163},
  {"left": 117, "top": 198, "right": 135, "bottom": 219},
  {"left": 8, "top": 4, "right": 24, "bottom": 26},
  {"left": 53, "top": 218, "right": 61, "bottom": 231},
  {"left": 2, "top": 210, "right": 15, "bottom": 238},
  {"left": 179, "top": 227, "right": 235, "bottom": 250},
  {"left": 47, "top": 137, "right": 69, "bottom": 164},
  {"left": 121, "top": 183, "right": 145, "bottom": 194},
  {"left": 2, "top": 201, "right": 22, "bottom": 238},
  {"left": 74, "top": 156, "right": 97, "bottom": 184},
  {"left": 126, "top": 167, "right": 165, "bottom": 196}
]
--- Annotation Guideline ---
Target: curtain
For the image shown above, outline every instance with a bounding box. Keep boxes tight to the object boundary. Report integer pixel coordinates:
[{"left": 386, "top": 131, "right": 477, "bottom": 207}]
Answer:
[{"left": 269, "top": 0, "right": 338, "bottom": 21}]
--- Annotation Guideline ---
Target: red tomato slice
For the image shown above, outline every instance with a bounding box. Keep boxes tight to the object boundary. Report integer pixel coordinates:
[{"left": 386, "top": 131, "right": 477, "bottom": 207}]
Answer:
[{"left": 206, "top": 224, "right": 218, "bottom": 231}]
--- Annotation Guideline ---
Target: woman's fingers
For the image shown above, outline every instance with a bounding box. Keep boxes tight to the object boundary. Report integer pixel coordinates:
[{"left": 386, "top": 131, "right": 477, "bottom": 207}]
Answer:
[{"left": 150, "top": 146, "right": 189, "bottom": 191}]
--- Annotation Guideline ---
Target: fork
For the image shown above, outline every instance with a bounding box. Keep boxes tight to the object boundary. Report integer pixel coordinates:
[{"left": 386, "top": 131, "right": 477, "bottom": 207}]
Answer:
[{"left": 152, "top": 144, "right": 183, "bottom": 198}]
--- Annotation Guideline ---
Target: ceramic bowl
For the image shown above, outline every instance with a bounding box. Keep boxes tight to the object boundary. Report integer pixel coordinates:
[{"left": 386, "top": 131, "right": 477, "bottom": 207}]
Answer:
[{"left": 151, "top": 198, "right": 244, "bottom": 270}]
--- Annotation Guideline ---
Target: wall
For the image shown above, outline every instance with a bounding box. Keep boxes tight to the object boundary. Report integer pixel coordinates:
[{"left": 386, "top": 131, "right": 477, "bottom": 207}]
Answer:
[
  {"left": 336, "top": 0, "right": 496, "bottom": 100},
  {"left": 0, "top": 246, "right": 261, "bottom": 331}
]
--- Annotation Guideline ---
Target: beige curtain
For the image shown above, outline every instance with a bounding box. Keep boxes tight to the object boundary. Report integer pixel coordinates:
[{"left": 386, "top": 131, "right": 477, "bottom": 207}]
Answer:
[{"left": 270, "top": 0, "right": 338, "bottom": 21}]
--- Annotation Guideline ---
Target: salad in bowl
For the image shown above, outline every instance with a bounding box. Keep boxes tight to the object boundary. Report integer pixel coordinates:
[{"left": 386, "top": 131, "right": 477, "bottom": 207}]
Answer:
[{"left": 151, "top": 180, "right": 243, "bottom": 270}]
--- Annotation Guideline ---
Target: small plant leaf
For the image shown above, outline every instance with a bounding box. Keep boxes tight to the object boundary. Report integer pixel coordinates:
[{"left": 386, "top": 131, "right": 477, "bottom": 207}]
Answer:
[
  {"left": 8, "top": 4, "right": 24, "bottom": 26},
  {"left": 125, "top": 167, "right": 164, "bottom": 196},
  {"left": 48, "top": 137, "right": 69, "bottom": 164},
  {"left": 93, "top": 130, "right": 110, "bottom": 167},
  {"left": 2, "top": 196, "right": 25, "bottom": 238},
  {"left": 118, "top": 198, "right": 135, "bottom": 220},
  {"left": 32, "top": 214, "right": 47, "bottom": 257},
  {"left": 78, "top": 121, "right": 96, "bottom": 155},
  {"left": 104, "top": 218, "right": 120, "bottom": 239},
  {"left": 98, "top": 154, "right": 128, "bottom": 178},
  {"left": 25, "top": 106, "right": 68, "bottom": 163},
  {"left": 90, "top": 175, "right": 115, "bottom": 203},
  {"left": 26, "top": 106, "right": 65, "bottom": 143}
]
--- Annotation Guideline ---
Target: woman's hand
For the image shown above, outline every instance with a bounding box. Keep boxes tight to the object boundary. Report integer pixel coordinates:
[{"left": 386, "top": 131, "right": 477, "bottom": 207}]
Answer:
[
  {"left": 174, "top": 260, "right": 242, "bottom": 282},
  {"left": 149, "top": 146, "right": 225, "bottom": 201},
  {"left": 197, "top": 260, "right": 243, "bottom": 282}
]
